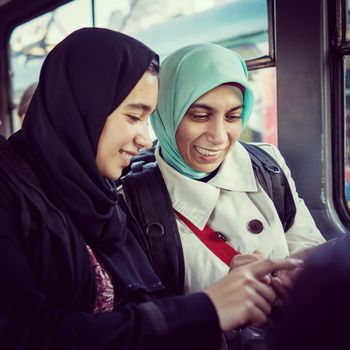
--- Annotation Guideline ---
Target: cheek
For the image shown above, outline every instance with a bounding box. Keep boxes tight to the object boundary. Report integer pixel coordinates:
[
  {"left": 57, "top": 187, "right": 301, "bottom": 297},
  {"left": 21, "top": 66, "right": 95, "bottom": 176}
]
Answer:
[
  {"left": 229, "top": 124, "right": 242, "bottom": 142},
  {"left": 98, "top": 117, "right": 121, "bottom": 151},
  {"left": 176, "top": 128, "right": 195, "bottom": 158},
  {"left": 102, "top": 128, "right": 119, "bottom": 152},
  {"left": 176, "top": 120, "right": 201, "bottom": 148},
  {"left": 222, "top": 125, "right": 241, "bottom": 155},
  {"left": 113, "top": 119, "right": 135, "bottom": 146}
]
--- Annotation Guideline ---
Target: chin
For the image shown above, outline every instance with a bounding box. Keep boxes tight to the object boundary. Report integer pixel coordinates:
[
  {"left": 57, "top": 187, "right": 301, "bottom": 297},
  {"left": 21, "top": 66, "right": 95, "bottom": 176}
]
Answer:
[
  {"left": 106, "top": 169, "right": 122, "bottom": 181},
  {"left": 113, "top": 172, "right": 122, "bottom": 181}
]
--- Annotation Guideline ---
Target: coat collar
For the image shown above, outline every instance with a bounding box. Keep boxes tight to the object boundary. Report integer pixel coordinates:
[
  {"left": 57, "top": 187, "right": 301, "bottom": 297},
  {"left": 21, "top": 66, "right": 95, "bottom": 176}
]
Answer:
[
  {"left": 155, "top": 141, "right": 257, "bottom": 230},
  {"left": 208, "top": 142, "right": 257, "bottom": 191}
]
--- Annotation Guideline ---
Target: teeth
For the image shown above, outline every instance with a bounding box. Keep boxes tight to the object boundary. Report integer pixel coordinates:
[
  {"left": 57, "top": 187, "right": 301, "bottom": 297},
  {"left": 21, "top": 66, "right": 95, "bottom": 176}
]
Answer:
[
  {"left": 120, "top": 151, "right": 133, "bottom": 159},
  {"left": 194, "top": 145, "right": 222, "bottom": 156}
]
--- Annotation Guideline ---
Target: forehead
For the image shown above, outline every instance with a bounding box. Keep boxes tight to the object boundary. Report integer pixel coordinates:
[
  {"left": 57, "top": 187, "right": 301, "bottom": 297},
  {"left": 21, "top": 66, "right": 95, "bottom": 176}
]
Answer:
[{"left": 121, "top": 71, "right": 158, "bottom": 109}]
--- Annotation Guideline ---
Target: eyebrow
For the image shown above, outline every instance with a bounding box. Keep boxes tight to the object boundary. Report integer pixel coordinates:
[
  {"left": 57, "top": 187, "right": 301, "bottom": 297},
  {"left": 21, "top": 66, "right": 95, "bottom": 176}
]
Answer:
[
  {"left": 189, "top": 103, "right": 244, "bottom": 113},
  {"left": 126, "top": 103, "right": 153, "bottom": 113}
]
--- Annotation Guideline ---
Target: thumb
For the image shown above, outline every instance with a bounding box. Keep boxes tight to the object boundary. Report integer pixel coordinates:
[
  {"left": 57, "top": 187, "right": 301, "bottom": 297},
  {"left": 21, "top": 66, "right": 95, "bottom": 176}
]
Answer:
[{"left": 253, "top": 249, "right": 263, "bottom": 255}]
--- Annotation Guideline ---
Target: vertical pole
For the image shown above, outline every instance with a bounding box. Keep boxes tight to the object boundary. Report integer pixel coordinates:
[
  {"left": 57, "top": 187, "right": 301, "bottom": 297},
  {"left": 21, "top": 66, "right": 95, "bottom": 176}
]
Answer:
[{"left": 91, "top": 0, "right": 95, "bottom": 27}]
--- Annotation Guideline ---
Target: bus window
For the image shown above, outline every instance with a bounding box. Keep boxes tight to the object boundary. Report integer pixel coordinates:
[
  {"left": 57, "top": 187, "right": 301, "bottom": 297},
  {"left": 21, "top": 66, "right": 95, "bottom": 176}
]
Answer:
[
  {"left": 241, "top": 66, "right": 277, "bottom": 145},
  {"left": 335, "top": 0, "right": 350, "bottom": 215},
  {"left": 7, "top": 0, "right": 275, "bottom": 144},
  {"left": 344, "top": 56, "right": 350, "bottom": 205},
  {"left": 347, "top": 0, "right": 350, "bottom": 40},
  {"left": 9, "top": 0, "right": 92, "bottom": 131},
  {"left": 95, "top": 0, "right": 276, "bottom": 145},
  {"left": 95, "top": 0, "right": 269, "bottom": 60}
]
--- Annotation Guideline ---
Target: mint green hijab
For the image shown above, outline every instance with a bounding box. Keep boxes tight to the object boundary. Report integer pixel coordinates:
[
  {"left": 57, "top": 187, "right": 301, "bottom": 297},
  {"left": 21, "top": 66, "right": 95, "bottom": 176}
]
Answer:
[{"left": 151, "top": 43, "right": 254, "bottom": 179}]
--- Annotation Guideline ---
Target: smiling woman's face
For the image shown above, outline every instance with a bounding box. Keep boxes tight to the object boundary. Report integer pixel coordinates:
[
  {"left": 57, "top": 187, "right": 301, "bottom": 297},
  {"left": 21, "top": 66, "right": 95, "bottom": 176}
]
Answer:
[
  {"left": 96, "top": 71, "right": 158, "bottom": 180},
  {"left": 175, "top": 84, "right": 243, "bottom": 173}
]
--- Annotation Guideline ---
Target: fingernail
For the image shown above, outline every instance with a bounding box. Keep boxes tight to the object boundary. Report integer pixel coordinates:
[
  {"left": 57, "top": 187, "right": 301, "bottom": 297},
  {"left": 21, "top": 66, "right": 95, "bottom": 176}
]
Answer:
[{"left": 287, "top": 258, "right": 304, "bottom": 265}]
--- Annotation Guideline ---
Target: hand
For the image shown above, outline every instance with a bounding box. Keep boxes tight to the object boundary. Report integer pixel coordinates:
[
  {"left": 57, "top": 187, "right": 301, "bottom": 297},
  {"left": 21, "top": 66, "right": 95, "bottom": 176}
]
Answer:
[
  {"left": 269, "top": 266, "right": 303, "bottom": 301},
  {"left": 229, "top": 250, "right": 265, "bottom": 270},
  {"left": 271, "top": 240, "right": 337, "bottom": 299},
  {"left": 229, "top": 250, "right": 272, "bottom": 285},
  {"left": 204, "top": 258, "right": 303, "bottom": 332}
]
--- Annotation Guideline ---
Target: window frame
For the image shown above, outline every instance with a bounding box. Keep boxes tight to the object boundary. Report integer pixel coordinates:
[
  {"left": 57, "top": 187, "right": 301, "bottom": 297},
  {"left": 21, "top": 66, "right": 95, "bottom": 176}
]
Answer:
[
  {"left": 247, "top": 0, "right": 275, "bottom": 71},
  {"left": 330, "top": 0, "right": 350, "bottom": 228}
]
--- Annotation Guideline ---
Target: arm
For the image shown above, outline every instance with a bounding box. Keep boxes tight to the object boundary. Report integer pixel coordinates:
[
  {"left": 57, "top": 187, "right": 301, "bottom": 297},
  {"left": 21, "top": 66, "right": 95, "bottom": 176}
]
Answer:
[
  {"left": 0, "top": 182, "right": 221, "bottom": 350},
  {"left": 0, "top": 240, "right": 220, "bottom": 350},
  {"left": 0, "top": 181, "right": 304, "bottom": 349}
]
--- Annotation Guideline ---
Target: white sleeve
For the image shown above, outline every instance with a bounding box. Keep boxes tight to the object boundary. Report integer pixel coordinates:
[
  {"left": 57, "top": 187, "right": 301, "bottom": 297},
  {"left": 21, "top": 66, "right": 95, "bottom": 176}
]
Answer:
[{"left": 257, "top": 143, "right": 326, "bottom": 254}]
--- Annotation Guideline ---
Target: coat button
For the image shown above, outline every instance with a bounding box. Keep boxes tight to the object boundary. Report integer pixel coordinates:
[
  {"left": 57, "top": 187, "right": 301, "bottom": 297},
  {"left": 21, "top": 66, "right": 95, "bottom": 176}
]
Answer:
[{"left": 247, "top": 219, "right": 264, "bottom": 234}]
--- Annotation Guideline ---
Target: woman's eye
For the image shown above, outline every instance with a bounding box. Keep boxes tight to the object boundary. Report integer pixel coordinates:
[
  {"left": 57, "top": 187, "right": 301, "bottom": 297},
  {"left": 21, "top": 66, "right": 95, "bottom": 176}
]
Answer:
[
  {"left": 225, "top": 114, "right": 242, "bottom": 122},
  {"left": 127, "top": 115, "right": 141, "bottom": 123},
  {"left": 189, "top": 113, "right": 209, "bottom": 121}
]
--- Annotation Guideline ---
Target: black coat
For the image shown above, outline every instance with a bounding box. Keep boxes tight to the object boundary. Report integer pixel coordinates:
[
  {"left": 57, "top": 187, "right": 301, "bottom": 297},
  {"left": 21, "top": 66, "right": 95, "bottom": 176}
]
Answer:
[
  {"left": 0, "top": 27, "right": 221, "bottom": 350},
  {"left": 0, "top": 134, "right": 221, "bottom": 350}
]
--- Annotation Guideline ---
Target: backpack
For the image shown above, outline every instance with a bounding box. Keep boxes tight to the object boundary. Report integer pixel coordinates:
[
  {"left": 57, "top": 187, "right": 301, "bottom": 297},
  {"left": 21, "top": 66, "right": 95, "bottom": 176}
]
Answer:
[{"left": 120, "top": 141, "right": 296, "bottom": 294}]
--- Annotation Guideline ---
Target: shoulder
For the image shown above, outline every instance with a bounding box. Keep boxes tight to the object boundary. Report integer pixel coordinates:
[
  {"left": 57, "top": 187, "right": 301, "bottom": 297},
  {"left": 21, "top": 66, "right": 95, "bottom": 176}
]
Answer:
[
  {"left": 309, "top": 235, "right": 350, "bottom": 275},
  {"left": 246, "top": 142, "right": 281, "bottom": 158},
  {"left": 244, "top": 142, "right": 288, "bottom": 169}
]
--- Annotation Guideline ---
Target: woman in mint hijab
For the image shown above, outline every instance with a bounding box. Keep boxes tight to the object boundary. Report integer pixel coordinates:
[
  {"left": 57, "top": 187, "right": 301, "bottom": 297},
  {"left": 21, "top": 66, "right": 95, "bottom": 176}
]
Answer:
[
  {"left": 152, "top": 43, "right": 253, "bottom": 179},
  {"left": 151, "top": 43, "right": 324, "bottom": 306}
]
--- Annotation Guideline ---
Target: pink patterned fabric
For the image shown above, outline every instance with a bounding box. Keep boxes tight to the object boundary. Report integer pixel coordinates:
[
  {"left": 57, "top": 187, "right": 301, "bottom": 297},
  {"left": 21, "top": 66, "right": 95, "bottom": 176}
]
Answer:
[{"left": 86, "top": 245, "right": 115, "bottom": 313}]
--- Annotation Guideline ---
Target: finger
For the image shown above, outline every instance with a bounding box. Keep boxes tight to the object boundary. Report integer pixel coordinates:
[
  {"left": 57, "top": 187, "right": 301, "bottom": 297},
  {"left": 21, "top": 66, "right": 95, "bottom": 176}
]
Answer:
[
  {"left": 277, "top": 272, "right": 294, "bottom": 290},
  {"left": 252, "top": 249, "right": 265, "bottom": 261},
  {"left": 252, "top": 293, "right": 273, "bottom": 318},
  {"left": 291, "top": 266, "right": 304, "bottom": 279},
  {"left": 253, "top": 279, "right": 277, "bottom": 305},
  {"left": 230, "top": 254, "right": 258, "bottom": 270},
  {"left": 261, "top": 274, "right": 272, "bottom": 285},
  {"left": 251, "top": 311, "right": 268, "bottom": 327},
  {"left": 239, "top": 295, "right": 270, "bottom": 327},
  {"left": 242, "top": 281, "right": 276, "bottom": 325},
  {"left": 253, "top": 249, "right": 264, "bottom": 257},
  {"left": 246, "top": 298, "right": 270, "bottom": 326},
  {"left": 251, "top": 258, "right": 304, "bottom": 279},
  {"left": 270, "top": 277, "right": 290, "bottom": 300}
]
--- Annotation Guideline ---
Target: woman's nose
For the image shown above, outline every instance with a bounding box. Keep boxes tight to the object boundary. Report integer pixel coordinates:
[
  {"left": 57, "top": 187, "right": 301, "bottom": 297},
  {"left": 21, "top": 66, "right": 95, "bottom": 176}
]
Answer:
[
  {"left": 206, "top": 119, "right": 228, "bottom": 145},
  {"left": 135, "top": 123, "right": 153, "bottom": 150}
]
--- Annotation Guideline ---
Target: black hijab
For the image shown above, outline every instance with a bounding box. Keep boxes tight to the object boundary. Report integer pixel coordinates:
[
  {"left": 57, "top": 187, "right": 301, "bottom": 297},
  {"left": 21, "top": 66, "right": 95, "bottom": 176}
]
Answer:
[{"left": 19, "top": 27, "right": 163, "bottom": 299}]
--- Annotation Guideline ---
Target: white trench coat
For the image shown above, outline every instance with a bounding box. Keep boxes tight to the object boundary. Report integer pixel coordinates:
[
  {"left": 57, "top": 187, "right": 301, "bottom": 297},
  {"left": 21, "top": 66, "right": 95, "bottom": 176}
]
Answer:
[{"left": 155, "top": 141, "right": 325, "bottom": 293}]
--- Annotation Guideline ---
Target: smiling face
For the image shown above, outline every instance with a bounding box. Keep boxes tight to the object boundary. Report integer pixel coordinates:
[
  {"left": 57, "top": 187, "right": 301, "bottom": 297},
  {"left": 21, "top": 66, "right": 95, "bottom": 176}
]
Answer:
[
  {"left": 175, "top": 84, "right": 243, "bottom": 173},
  {"left": 96, "top": 71, "right": 158, "bottom": 180}
]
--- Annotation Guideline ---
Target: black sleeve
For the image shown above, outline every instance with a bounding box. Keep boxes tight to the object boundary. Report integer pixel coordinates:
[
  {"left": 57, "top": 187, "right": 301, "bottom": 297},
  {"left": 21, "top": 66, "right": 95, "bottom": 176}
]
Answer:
[
  {"left": 269, "top": 237, "right": 350, "bottom": 350},
  {"left": 0, "top": 182, "right": 221, "bottom": 350}
]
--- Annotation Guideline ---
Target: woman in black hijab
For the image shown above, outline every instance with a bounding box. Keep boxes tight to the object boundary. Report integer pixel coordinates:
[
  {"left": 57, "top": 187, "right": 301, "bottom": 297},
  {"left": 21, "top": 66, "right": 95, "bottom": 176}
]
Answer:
[{"left": 0, "top": 27, "right": 300, "bottom": 350}]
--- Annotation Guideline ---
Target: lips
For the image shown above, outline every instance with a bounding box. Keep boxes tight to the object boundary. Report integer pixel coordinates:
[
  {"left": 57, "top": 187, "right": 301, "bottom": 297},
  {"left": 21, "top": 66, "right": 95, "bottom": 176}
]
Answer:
[
  {"left": 194, "top": 145, "right": 224, "bottom": 157},
  {"left": 119, "top": 149, "right": 135, "bottom": 166}
]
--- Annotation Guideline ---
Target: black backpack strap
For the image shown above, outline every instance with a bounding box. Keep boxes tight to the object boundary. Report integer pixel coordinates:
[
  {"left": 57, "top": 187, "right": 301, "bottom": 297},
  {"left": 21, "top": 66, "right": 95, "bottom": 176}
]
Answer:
[
  {"left": 241, "top": 142, "right": 296, "bottom": 231},
  {"left": 121, "top": 161, "right": 185, "bottom": 294},
  {"left": 117, "top": 141, "right": 158, "bottom": 186}
]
